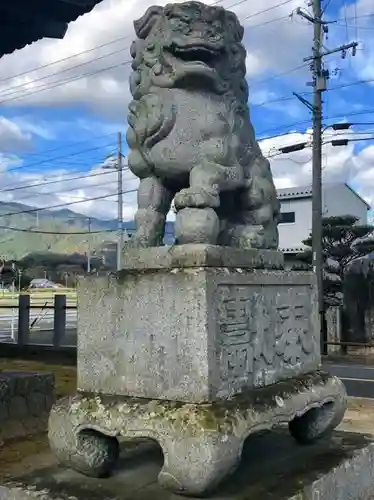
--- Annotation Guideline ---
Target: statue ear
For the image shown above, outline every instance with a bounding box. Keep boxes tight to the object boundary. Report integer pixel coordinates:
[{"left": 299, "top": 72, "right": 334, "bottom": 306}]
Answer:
[
  {"left": 134, "top": 5, "right": 163, "bottom": 39},
  {"left": 226, "top": 11, "right": 244, "bottom": 42}
]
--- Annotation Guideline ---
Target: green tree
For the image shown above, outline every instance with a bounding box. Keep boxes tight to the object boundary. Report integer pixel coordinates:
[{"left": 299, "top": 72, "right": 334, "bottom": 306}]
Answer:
[{"left": 296, "top": 215, "right": 374, "bottom": 306}]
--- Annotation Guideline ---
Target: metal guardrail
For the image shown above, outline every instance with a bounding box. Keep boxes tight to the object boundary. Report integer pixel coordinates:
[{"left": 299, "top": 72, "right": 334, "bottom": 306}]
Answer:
[{"left": 0, "top": 294, "right": 77, "bottom": 348}]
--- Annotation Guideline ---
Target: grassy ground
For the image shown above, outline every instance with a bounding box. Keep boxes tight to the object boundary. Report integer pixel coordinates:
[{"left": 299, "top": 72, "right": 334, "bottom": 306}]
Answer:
[{"left": 0, "top": 359, "right": 77, "bottom": 480}]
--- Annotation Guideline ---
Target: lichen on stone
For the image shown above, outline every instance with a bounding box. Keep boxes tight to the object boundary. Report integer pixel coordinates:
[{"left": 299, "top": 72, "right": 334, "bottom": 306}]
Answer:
[{"left": 65, "top": 372, "right": 341, "bottom": 440}]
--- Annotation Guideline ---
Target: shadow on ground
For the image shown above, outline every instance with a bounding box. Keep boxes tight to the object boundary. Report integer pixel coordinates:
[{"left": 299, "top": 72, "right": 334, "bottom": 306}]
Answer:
[{"left": 7, "top": 429, "right": 373, "bottom": 500}]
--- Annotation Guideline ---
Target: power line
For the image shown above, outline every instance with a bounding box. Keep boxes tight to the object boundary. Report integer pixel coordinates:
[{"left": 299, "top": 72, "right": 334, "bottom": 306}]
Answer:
[
  {"left": 0, "top": 47, "right": 127, "bottom": 101},
  {"left": 0, "top": 181, "right": 122, "bottom": 203},
  {"left": 335, "top": 22, "right": 374, "bottom": 30},
  {"left": 0, "top": 169, "right": 126, "bottom": 194},
  {"left": 0, "top": 225, "right": 119, "bottom": 235},
  {"left": 268, "top": 134, "right": 374, "bottom": 157},
  {"left": 17, "top": 132, "right": 117, "bottom": 159},
  {"left": 244, "top": 0, "right": 294, "bottom": 19},
  {"left": 252, "top": 63, "right": 309, "bottom": 85},
  {"left": 0, "top": 60, "right": 131, "bottom": 107},
  {"left": 4, "top": 141, "right": 116, "bottom": 175},
  {"left": 0, "top": 188, "right": 137, "bottom": 218},
  {"left": 253, "top": 76, "right": 374, "bottom": 109},
  {"left": 247, "top": 14, "right": 290, "bottom": 27},
  {"left": 0, "top": 36, "right": 131, "bottom": 85},
  {"left": 257, "top": 107, "right": 374, "bottom": 137}
]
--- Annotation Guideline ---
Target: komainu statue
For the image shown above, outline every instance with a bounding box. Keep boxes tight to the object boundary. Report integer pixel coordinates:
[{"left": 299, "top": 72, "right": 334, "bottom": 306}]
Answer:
[{"left": 126, "top": 1, "right": 280, "bottom": 248}]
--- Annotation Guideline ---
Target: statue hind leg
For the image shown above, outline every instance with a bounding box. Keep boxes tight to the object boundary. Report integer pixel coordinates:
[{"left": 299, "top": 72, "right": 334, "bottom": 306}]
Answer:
[
  {"left": 220, "top": 156, "right": 280, "bottom": 250},
  {"left": 130, "top": 177, "right": 175, "bottom": 247},
  {"left": 223, "top": 206, "right": 279, "bottom": 249}
]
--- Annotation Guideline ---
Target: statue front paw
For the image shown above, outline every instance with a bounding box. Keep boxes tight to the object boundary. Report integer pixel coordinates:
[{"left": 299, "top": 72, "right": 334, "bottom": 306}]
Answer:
[{"left": 174, "top": 188, "right": 220, "bottom": 210}]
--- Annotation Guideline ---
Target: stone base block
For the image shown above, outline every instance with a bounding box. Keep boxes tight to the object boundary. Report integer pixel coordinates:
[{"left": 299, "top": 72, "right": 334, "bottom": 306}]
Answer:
[
  {"left": 0, "top": 371, "right": 55, "bottom": 442},
  {"left": 78, "top": 261, "right": 319, "bottom": 403},
  {"left": 48, "top": 371, "right": 346, "bottom": 497},
  {"left": 120, "top": 244, "right": 284, "bottom": 270}
]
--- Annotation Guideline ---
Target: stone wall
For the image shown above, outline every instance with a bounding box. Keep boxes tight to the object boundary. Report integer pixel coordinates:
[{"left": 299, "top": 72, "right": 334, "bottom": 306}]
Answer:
[{"left": 0, "top": 372, "right": 55, "bottom": 442}]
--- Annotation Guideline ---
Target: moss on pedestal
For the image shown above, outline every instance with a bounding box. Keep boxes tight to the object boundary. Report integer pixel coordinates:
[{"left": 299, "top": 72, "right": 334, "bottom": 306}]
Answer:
[{"left": 67, "top": 371, "right": 337, "bottom": 438}]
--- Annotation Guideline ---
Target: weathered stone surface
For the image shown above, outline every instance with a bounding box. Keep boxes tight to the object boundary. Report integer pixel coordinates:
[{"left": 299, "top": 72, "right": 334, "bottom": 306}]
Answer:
[
  {"left": 48, "top": 372, "right": 346, "bottom": 497},
  {"left": 0, "top": 372, "right": 55, "bottom": 441},
  {"left": 126, "top": 1, "right": 280, "bottom": 249},
  {"left": 120, "top": 244, "right": 284, "bottom": 270},
  {"left": 9, "top": 396, "right": 28, "bottom": 419},
  {"left": 77, "top": 267, "right": 319, "bottom": 402},
  {"left": 0, "top": 400, "right": 8, "bottom": 421},
  {"left": 27, "top": 393, "right": 47, "bottom": 417}
]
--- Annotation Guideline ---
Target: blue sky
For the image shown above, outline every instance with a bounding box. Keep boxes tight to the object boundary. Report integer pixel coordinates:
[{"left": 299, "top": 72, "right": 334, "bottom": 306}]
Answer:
[{"left": 0, "top": 0, "right": 373, "bottom": 221}]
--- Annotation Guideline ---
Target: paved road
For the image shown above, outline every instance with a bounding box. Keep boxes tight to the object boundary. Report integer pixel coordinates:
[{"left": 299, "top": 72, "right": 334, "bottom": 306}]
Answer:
[
  {"left": 325, "top": 362, "right": 374, "bottom": 398},
  {"left": 0, "top": 328, "right": 77, "bottom": 346}
]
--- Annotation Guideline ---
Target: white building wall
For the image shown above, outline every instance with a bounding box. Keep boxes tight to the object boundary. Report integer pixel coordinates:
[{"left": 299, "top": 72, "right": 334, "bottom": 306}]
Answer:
[
  {"left": 277, "top": 183, "right": 369, "bottom": 253},
  {"left": 323, "top": 184, "right": 368, "bottom": 224},
  {"left": 278, "top": 198, "right": 311, "bottom": 252}
]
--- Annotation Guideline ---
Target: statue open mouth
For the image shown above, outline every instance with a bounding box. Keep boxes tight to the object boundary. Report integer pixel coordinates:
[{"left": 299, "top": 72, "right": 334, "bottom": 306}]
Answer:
[{"left": 170, "top": 43, "right": 220, "bottom": 66}]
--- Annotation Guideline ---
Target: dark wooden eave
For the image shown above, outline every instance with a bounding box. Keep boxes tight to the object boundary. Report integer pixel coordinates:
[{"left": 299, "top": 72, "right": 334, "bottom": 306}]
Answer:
[{"left": 0, "top": 0, "right": 104, "bottom": 58}]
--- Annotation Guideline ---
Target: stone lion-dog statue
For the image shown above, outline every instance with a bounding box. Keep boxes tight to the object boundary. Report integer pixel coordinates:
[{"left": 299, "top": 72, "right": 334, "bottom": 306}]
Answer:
[{"left": 126, "top": 1, "right": 280, "bottom": 248}]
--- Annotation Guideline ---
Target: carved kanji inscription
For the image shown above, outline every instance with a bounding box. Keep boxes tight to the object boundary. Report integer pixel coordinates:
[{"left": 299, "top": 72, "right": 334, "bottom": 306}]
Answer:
[
  {"left": 216, "top": 284, "right": 317, "bottom": 391},
  {"left": 275, "top": 294, "right": 313, "bottom": 366},
  {"left": 217, "top": 287, "right": 255, "bottom": 383}
]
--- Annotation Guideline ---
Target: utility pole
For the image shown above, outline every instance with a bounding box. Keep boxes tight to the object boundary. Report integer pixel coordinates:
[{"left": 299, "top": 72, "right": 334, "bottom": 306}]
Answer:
[
  {"left": 296, "top": 1, "right": 357, "bottom": 355},
  {"left": 87, "top": 217, "right": 91, "bottom": 273},
  {"left": 117, "top": 131, "right": 123, "bottom": 271}
]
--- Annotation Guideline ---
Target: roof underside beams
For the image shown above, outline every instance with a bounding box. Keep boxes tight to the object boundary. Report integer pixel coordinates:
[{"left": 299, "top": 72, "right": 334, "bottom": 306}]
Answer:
[{"left": 0, "top": 0, "right": 103, "bottom": 57}]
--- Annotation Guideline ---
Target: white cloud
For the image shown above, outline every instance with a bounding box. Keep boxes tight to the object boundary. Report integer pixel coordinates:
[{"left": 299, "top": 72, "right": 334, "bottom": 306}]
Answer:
[
  {"left": 0, "top": 117, "right": 33, "bottom": 152},
  {"left": 260, "top": 128, "right": 374, "bottom": 208},
  {"left": 0, "top": 0, "right": 312, "bottom": 114}
]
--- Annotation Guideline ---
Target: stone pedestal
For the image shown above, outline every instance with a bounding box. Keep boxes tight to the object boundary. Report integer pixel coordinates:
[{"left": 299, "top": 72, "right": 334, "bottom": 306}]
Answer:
[{"left": 48, "top": 245, "right": 347, "bottom": 497}]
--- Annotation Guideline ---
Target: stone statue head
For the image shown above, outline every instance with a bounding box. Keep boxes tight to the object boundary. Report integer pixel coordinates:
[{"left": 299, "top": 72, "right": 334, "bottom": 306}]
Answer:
[{"left": 131, "top": 1, "right": 248, "bottom": 100}]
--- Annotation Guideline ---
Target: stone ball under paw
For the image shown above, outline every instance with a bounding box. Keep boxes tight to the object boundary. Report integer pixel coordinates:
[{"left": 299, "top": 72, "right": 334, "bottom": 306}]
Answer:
[{"left": 175, "top": 208, "right": 220, "bottom": 245}]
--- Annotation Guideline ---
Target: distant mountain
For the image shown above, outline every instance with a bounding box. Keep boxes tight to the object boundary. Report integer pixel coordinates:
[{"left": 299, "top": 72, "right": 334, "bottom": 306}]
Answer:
[{"left": 0, "top": 201, "right": 175, "bottom": 260}]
